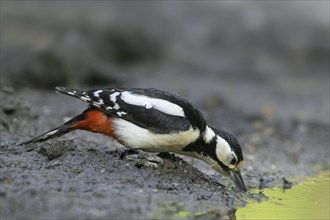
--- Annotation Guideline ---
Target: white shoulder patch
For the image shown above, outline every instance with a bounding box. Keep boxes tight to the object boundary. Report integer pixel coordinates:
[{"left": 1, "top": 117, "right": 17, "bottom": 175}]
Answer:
[
  {"left": 203, "top": 126, "right": 216, "bottom": 143},
  {"left": 120, "top": 91, "right": 185, "bottom": 117}
]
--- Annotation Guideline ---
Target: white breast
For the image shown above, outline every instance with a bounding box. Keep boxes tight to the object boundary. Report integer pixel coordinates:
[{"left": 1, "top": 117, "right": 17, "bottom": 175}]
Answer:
[{"left": 113, "top": 118, "right": 200, "bottom": 152}]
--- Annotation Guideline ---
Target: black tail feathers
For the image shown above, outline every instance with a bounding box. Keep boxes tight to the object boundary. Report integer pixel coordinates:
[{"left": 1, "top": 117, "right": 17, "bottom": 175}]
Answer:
[
  {"left": 55, "top": 87, "right": 92, "bottom": 102},
  {"left": 19, "top": 126, "right": 70, "bottom": 146},
  {"left": 19, "top": 113, "right": 85, "bottom": 146}
]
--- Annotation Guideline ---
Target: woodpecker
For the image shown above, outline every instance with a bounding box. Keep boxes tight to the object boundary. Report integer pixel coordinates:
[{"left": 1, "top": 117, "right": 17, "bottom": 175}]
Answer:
[{"left": 21, "top": 87, "right": 246, "bottom": 191}]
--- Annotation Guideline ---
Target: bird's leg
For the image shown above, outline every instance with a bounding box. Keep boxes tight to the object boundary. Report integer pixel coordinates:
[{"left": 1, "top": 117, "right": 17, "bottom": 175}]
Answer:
[
  {"left": 108, "top": 148, "right": 164, "bottom": 168},
  {"left": 128, "top": 152, "right": 163, "bottom": 168},
  {"left": 108, "top": 148, "right": 139, "bottom": 159}
]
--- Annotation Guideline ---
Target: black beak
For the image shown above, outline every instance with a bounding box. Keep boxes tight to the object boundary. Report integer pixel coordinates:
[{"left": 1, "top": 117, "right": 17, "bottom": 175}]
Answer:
[{"left": 227, "top": 170, "right": 246, "bottom": 191}]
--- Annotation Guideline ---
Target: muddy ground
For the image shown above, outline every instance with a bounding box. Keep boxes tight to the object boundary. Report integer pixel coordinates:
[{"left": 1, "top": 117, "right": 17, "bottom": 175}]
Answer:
[{"left": 1, "top": 2, "right": 329, "bottom": 219}]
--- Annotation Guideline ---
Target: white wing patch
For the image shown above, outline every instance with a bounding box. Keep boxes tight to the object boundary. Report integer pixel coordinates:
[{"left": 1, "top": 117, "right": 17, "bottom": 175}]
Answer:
[
  {"left": 113, "top": 118, "right": 199, "bottom": 152},
  {"left": 120, "top": 91, "right": 185, "bottom": 117}
]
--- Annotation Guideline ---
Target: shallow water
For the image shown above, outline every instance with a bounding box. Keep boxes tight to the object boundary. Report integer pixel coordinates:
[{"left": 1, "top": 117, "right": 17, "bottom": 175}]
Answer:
[{"left": 236, "top": 171, "right": 330, "bottom": 220}]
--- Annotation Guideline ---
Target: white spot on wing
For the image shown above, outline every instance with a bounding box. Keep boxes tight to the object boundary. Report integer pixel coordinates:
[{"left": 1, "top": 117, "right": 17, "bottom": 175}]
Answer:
[
  {"left": 117, "top": 111, "right": 127, "bottom": 117},
  {"left": 113, "top": 104, "right": 120, "bottom": 110},
  {"left": 94, "top": 99, "right": 104, "bottom": 105},
  {"left": 145, "top": 103, "right": 152, "bottom": 109},
  {"left": 80, "top": 96, "right": 91, "bottom": 102},
  {"left": 109, "top": 92, "right": 121, "bottom": 110},
  {"left": 93, "top": 90, "right": 103, "bottom": 97},
  {"left": 121, "top": 92, "right": 185, "bottom": 117},
  {"left": 110, "top": 92, "right": 120, "bottom": 102}
]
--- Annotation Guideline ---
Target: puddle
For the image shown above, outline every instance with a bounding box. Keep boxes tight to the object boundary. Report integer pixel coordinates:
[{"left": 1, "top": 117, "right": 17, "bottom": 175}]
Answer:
[{"left": 236, "top": 171, "right": 330, "bottom": 220}]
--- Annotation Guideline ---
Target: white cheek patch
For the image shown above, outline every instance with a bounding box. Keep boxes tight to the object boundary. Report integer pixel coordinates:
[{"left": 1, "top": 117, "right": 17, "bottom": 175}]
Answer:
[
  {"left": 120, "top": 91, "right": 185, "bottom": 117},
  {"left": 215, "top": 136, "right": 232, "bottom": 164}
]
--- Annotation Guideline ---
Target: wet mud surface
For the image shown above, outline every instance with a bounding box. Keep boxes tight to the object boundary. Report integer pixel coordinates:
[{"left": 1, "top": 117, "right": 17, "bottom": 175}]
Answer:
[{"left": 1, "top": 2, "right": 329, "bottom": 219}]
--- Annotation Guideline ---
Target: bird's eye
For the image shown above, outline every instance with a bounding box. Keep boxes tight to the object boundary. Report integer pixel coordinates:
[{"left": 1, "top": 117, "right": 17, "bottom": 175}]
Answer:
[{"left": 230, "top": 157, "right": 237, "bottom": 165}]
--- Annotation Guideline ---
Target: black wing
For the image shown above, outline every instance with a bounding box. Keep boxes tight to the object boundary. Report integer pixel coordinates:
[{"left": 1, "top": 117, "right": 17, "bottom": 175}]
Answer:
[{"left": 56, "top": 87, "right": 206, "bottom": 134}]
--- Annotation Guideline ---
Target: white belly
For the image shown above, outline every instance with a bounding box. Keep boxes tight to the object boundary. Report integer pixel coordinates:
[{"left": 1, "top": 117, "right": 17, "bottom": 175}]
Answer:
[{"left": 112, "top": 118, "right": 200, "bottom": 152}]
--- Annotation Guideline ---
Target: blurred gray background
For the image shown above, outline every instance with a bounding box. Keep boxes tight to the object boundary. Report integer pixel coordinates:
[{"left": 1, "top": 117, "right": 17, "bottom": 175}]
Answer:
[{"left": 1, "top": 1, "right": 329, "bottom": 124}]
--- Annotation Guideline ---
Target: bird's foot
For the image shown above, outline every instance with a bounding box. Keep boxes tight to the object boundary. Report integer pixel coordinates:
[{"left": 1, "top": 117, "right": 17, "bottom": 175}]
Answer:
[
  {"left": 108, "top": 148, "right": 139, "bottom": 159},
  {"left": 126, "top": 151, "right": 164, "bottom": 169},
  {"left": 108, "top": 148, "right": 164, "bottom": 168}
]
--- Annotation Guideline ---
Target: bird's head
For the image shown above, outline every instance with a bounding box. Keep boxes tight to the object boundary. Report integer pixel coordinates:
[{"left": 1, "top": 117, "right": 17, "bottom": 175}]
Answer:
[{"left": 201, "top": 127, "right": 246, "bottom": 191}]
